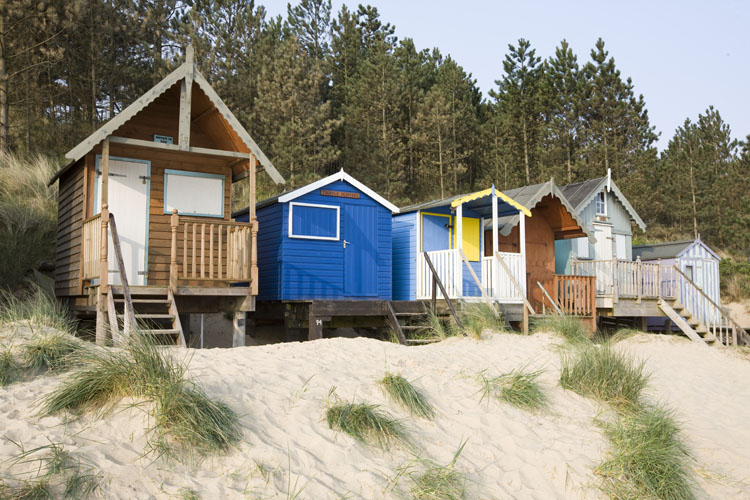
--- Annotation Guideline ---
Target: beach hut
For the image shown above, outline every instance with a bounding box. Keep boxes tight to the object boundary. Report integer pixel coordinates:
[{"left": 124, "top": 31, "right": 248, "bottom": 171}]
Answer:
[
  {"left": 47, "top": 46, "right": 284, "bottom": 347},
  {"left": 234, "top": 170, "right": 398, "bottom": 301},
  {"left": 392, "top": 187, "right": 533, "bottom": 324},
  {"left": 485, "top": 179, "right": 596, "bottom": 316},
  {"left": 632, "top": 238, "right": 722, "bottom": 328}
]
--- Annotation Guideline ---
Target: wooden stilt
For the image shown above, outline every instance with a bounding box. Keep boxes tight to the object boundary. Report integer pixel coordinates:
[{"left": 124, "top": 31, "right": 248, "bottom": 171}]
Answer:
[{"left": 232, "top": 311, "right": 246, "bottom": 347}]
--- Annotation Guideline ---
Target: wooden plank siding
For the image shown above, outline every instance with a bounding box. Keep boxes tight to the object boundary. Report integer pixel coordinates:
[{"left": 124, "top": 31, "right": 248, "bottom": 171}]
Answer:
[{"left": 55, "top": 160, "right": 86, "bottom": 296}]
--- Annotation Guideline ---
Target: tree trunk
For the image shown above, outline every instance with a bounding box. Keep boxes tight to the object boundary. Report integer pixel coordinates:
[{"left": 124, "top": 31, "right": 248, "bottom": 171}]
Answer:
[
  {"left": 689, "top": 163, "right": 698, "bottom": 239},
  {"left": 522, "top": 116, "right": 530, "bottom": 184},
  {"left": 0, "top": 13, "right": 8, "bottom": 153},
  {"left": 438, "top": 119, "right": 444, "bottom": 199}
]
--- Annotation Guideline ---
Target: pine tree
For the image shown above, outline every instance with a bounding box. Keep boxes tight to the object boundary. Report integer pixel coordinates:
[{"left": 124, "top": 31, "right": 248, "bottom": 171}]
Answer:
[
  {"left": 253, "top": 36, "right": 340, "bottom": 189},
  {"left": 489, "top": 38, "right": 543, "bottom": 185},
  {"left": 287, "top": 0, "right": 332, "bottom": 61}
]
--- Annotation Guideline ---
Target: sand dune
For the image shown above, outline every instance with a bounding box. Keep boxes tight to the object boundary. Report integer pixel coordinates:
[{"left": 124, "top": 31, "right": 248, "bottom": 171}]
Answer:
[{"left": 1, "top": 326, "right": 749, "bottom": 499}]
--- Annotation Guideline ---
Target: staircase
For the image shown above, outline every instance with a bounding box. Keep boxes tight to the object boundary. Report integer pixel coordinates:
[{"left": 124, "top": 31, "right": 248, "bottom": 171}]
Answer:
[
  {"left": 110, "top": 286, "right": 186, "bottom": 347},
  {"left": 658, "top": 299, "right": 715, "bottom": 345},
  {"left": 388, "top": 301, "right": 442, "bottom": 345}
]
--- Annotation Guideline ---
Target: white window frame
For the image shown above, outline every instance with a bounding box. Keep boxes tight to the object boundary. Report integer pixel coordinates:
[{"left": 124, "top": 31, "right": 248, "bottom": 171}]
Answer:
[
  {"left": 163, "top": 169, "right": 225, "bottom": 218},
  {"left": 576, "top": 237, "right": 590, "bottom": 259},
  {"left": 288, "top": 202, "right": 340, "bottom": 241},
  {"left": 596, "top": 192, "right": 607, "bottom": 216}
]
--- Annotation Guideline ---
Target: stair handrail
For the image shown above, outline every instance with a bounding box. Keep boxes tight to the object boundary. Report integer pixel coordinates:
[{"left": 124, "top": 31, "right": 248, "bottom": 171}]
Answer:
[
  {"left": 458, "top": 249, "right": 499, "bottom": 316},
  {"left": 422, "top": 252, "right": 464, "bottom": 330},
  {"left": 672, "top": 264, "right": 748, "bottom": 345},
  {"left": 537, "top": 281, "right": 562, "bottom": 315},
  {"left": 108, "top": 213, "right": 137, "bottom": 339},
  {"left": 494, "top": 252, "right": 535, "bottom": 315}
]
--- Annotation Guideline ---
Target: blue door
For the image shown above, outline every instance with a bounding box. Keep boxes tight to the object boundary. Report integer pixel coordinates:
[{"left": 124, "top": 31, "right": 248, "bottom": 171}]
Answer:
[
  {"left": 422, "top": 213, "right": 452, "bottom": 252},
  {"left": 343, "top": 204, "right": 378, "bottom": 297}
]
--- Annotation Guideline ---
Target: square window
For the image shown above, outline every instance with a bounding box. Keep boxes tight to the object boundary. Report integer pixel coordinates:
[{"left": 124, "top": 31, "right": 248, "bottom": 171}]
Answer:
[
  {"left": 164, "top": 169, "right": 224, "bottom": 218},
  {"left": 289, "top": 202, "right": 339, "bottom": 240}
]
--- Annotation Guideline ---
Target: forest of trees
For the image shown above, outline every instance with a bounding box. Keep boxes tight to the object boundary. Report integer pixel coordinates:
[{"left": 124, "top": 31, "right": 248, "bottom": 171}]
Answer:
[{"left": 1, "top": 0, "right": 748, "bottom": 256}]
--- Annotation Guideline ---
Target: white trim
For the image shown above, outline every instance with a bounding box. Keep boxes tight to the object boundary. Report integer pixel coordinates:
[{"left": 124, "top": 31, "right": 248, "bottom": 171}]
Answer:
[
  {"left": 595, "top": 191, "right": 607, "bottom": 216},
  {"left": 288, "top": 202, "right": 340, "bottom": 241},
  {"left": 63, "top": 60, "right": 285, "bottom": 185},
  {"left": 278, "top": 170, "right": 399, "bottom": 213}
]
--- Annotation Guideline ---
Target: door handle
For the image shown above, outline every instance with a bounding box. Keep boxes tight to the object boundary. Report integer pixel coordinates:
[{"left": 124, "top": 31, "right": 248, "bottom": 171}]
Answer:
[{"left": 343, "top": 240, "right": 351, "bottom": 248}]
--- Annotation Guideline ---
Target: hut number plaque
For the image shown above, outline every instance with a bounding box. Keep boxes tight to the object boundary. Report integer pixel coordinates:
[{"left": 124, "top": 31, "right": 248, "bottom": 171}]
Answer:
[{"left": 321, "top": 189, "right": 360, "bottom": 199}]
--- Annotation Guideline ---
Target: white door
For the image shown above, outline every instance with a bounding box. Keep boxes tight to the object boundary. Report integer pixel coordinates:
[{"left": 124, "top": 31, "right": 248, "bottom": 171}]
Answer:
[
  {"left": 95, "top": 158, "right": 150, "bottom": 286},
  {"left": 593, "top": 224, "right": 613, "bottom": 260}
]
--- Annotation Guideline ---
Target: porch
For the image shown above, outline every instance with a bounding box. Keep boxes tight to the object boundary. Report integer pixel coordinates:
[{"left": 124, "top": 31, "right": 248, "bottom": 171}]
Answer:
[{"left": 571, "top": 257, "right": 747, "bottom": 346}]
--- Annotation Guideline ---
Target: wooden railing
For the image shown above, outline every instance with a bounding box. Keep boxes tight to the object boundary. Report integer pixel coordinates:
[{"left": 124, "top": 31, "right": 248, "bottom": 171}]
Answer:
[
  {"left": 481, "top": 252, "right": 524, "bottom": 301},
  {"left": 572, "top": 257, "right": 679, "bottom": 302},
  {"left": 553, "top": 275, "right": 596, "bottom": 317},
  {"left": 82, "top": 214, "right": 102, "bottom": 280},
  {"left": 170, "top": 212, "right": 254, "bottom": 286},
  {"left": 417, "top": 249, "right": 460, "bottom": 299}
]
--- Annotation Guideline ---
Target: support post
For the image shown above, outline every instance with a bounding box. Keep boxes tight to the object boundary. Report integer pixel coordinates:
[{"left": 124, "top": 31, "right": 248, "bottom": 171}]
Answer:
[
  {"left": 308, "top": 308, "right": 323, "bottom": 340},
  {"left": 612, "top": 256, "right": 619, "bottom": 303},
  {"left": 657, "top": 258, "right": 662, "bottom": 299},
  {"left": 249, "top": 154, "right": 259, "bottom": 295},
  {"left": 636, "top": 256, "right": 642, "bottom": 303},
  {"left": 491, "top": 186, "right": 499, "bottom": 299},
  {"left": 456, "top": 203, "right": 463, "bottom": 297},
  {"left": 96, "top": 204, "right": 110, "bottom": 345},
  {"left": 170, "top": 210, "right": 179, "bottom": 293},
  {"left": 519, "top": 209, "right": 527, "bottom": 298},
  {"left": 178, "top": 46, "right": 194, "bottom": 151},
  {"left": 232, "top": 311, "right": 246, "bottom": 347}
]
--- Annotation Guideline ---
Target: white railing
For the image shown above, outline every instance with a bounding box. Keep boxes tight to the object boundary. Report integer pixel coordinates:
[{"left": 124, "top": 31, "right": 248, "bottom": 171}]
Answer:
[
  {"left": 481, "top": 252, "right": 524, "bottom": 302},
  {"left": 417, "top": 249, "right": 460, "bottom": 299}
]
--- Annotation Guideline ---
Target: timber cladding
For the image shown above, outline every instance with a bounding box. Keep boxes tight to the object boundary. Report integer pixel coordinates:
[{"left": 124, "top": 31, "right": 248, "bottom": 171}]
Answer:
[
  {"left": 143, "top": 150, "right": 232, "bottom": 287},
  {"left": 55, "top": 160, "right": 85, "bottom": 296}
]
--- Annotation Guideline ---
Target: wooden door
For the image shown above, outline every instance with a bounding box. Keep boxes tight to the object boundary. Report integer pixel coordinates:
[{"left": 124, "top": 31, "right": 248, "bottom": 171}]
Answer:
[{"left": 343, "top": 204, "right": 378, "bottom": 297}]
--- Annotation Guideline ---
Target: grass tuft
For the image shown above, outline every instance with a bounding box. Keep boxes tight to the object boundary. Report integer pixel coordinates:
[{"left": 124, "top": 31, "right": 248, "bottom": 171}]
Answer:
[
  {"left": 598, "top": 405, "right": 695, "bottom": 500},
  {"left": 41, "top": 334, "right": 240, "bottom": 458},
  {"left": 532, "top": 315, "right": 590, "bottom": 344},
  {"left": 479, "top": 369, "right": 548, "bottom": 412},
  {"left": 459, "top": 303, "right": 505, "bottom": 339},
  {"left": 395, "top": 441, "right": 468, "bottom": 500},
  {"left": 560, "top": 344, "right": 649, "bottom": 410},
  {"left": 0, "top": 349, "right": 23, "bottom": 386},
  {"left": 326, "top": 401, "right": 407, "bottom": 450},
  {"left": 379, "top": 373, "right": 435, "bottom": 420},
  {"left": 22, "top": 333, "right": 84, "bottom": 374},
  {"left": 0, "top": 479, "right": 53, "bottom": 500},
  {"left": 0, "top": 286, "right": 76, "bottom": 335}
]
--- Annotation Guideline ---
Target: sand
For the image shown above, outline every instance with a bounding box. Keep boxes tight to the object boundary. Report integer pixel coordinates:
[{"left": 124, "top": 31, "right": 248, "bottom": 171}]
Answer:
[{"left": 1, "top": 325, "right": 749, "bottom": 499}]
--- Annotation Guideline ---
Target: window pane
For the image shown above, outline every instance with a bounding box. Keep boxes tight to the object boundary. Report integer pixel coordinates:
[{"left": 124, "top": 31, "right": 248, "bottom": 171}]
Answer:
[
  {"left": 164, "top": 170, "right": 224, "bottom": 217},
  {"left": 291, "top": 204, "right": 338, "bottom": 239}
]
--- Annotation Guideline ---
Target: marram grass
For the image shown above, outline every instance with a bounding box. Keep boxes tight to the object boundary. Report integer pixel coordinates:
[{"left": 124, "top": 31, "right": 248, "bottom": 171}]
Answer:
[
  {"left": 0, "top": 349, "right": 23, "bottom": 386},
  {"left": 532, "top": 315, "right": 590, "bottom": 344},
  {"left": 598, "top": 405, "right": 695, "bottom": 500},
  {"left": 479, "top": 369, "right": 548, "bottom": 412},
  {"left": 41, "top": 333, "right": 240, "bottom": 458},
  {"left": 22, "top": 333, "right": 84, "bottom": 374},
  {"left": 459, "top": 303, "right": 506, "bottom": 339},
  {"left": 379, "top": 373, "right": 435, "bottom": 419},
  {"left": 0, "top": 286, "right": 76, "bottom": 334},
  {"left": 560, "top": 344, "right": 649, "bottom": 410},
  {"left": 326, "top": 401, "right": 407, "bottom": 450},
  {"left": 396, "top": 441, "right": 468, "bottom": 500}
]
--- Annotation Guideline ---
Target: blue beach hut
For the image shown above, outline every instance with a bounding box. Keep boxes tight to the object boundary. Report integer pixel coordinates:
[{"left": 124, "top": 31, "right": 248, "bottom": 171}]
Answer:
[{"left": 234, "top": 171, "right": 398, "bottom": 302}]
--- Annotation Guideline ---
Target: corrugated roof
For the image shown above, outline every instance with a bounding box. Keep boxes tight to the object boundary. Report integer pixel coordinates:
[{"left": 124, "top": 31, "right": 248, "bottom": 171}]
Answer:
[{"left": 632, "top": 240, "right": 694, "bottom": 260}]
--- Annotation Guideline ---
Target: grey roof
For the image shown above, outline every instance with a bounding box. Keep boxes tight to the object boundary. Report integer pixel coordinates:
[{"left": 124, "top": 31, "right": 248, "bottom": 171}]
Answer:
[
  {"left": 488, "top": 179, "right": 595, "bottom": 243},
  {"left": 632, "top": 239, "right": 721, "bottom": 261},
  {"left": 398, "top": 191, "right": 522, "bottom": 219},
  {"left": 559, "top": 176, "right": 647, "bottom": 231}
]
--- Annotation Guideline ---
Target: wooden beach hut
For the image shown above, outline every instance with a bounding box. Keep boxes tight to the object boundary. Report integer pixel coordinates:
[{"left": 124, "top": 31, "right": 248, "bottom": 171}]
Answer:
[
  {"left": 233, "top": 171, "right": 400, "bottom": 341},
  {"left": 632, "top": 238, "right": 722, "bottom": 329},
  {"left": 392, "top": 187, "right": 534, "bottom": 325},
  {"left": 48, "top": 46, "right": 285, "bottom": 347},
  {"left": 484, "top": 179, "right": 596, "bottom": 320}
]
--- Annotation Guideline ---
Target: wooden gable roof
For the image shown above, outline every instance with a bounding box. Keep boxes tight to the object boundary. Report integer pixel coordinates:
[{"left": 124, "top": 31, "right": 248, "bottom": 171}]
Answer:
[{"left": 50, "top": 47, "right": 284, "bottom": 186}]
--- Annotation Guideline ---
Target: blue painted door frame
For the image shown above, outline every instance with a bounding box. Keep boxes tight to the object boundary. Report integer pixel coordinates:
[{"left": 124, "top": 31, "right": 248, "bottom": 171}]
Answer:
[{"left": 343, "top": 204, "right": 378, "bottom": 297}]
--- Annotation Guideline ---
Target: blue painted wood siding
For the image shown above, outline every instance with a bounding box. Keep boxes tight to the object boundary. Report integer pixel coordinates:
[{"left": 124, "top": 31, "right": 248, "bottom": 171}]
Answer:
[
  {"left": 249, "top": 180, "right": 392, "bottom": 301},
  {"left": 392, "top": 213, "right": 417, "bottom": 300}
]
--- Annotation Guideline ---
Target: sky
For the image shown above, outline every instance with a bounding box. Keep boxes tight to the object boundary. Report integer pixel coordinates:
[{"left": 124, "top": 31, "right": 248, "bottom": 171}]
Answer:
[{"left": 265, "top": 0, "right": 749, "bottom": 151}]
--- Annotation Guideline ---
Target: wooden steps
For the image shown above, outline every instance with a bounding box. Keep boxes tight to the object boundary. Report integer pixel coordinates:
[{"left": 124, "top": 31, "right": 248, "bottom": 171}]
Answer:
[
  {"left": 658, "top": 299, "right": 713, "bottom": 345},
  {"left": 109, "top": 287, "right": 185, "bottom": 347}
]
